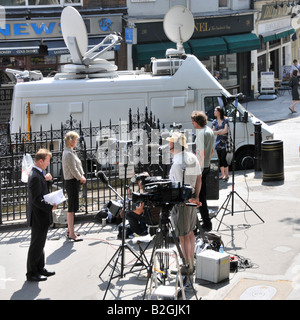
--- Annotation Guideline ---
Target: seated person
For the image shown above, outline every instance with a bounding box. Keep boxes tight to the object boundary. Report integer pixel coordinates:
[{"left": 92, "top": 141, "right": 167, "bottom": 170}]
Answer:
[{"left": 127, "top": 172, "right": 160, "bottom": 236}]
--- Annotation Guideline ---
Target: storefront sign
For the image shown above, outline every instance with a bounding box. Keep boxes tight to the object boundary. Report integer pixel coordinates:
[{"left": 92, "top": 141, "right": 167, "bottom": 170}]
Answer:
[
  {"left": 0, "top": 15, "right": 122, "bottom": 40},
  {"left": 258, "top": 18, "right": 291, "bottom": 35},
  {"left": 193, "top": 15, "right": 253, "bottom": 38},
  {"left": 136, "top": 14, "right": 254, "bottom": 43},
  {"left": 260, "top": 4, "right": 291, "bottom": 21}
]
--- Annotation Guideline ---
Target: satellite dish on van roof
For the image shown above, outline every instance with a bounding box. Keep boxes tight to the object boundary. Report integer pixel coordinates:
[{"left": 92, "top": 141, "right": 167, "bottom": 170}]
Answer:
[
  {"left": 61, "top": 6, "right": 88, "bottom": 65},
  {"left": 58, "top": 6, "right": 122, "bottom": 78},
  {"left": 163, "top": 5, "right": 194, "bottom": 56}
]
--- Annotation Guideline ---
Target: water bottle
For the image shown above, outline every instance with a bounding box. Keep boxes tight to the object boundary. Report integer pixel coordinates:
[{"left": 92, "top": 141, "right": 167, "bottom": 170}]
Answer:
[{"left": 219, "top": 245, "right": 224, "bottom": 253}]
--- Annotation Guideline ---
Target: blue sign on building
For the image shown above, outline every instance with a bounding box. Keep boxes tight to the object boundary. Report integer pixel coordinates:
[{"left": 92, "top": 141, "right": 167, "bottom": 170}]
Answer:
[
  {"left": 99, "top": 18, "right": 112, "bottom": 32},
  {"left": 125, "top": 28, "right": 133, "bottom": 44}
]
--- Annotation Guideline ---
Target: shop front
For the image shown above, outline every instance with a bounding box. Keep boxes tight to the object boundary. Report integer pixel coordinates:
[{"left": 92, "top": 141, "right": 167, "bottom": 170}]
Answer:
[
  {"left": 0, "top": 13, "right": 123, "bottom": 76},
  {"left": 253, "top": 2, "right": 295, "bottom": 95},
  {"left": 132, "top": 13, "right": 260, "bottom": 98}
]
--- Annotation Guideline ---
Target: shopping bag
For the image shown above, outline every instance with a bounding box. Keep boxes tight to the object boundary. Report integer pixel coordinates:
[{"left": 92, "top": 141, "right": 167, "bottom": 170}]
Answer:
[{"left": 21, "top": 153, "right": 33, "bottom": 183}]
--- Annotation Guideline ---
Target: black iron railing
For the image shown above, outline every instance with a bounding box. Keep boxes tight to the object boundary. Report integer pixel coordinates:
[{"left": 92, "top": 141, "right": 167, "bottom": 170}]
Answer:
[{"left": 0, "top": 107, "right": 167, "bottom": 224}]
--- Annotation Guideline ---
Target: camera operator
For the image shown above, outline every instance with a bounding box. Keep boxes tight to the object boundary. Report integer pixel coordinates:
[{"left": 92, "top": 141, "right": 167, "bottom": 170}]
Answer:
[
  {"left": 166, "top": 132, "right": 202, "bottom": 275},
  {"left": 126, "top": 172, "right": 160, "bottom": 236}
]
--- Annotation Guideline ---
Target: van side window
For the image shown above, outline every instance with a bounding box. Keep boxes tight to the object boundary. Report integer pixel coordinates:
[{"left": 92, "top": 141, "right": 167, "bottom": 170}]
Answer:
[
  {"left": 204, "top": 96, "right": 220, "bottom": 121},
  {"left": 204, "top": 96, "right": 240, "bottom": 122}
]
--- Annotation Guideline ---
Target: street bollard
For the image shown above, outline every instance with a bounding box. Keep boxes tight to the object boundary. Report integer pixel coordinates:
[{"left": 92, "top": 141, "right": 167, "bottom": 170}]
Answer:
[{"left": 254, "top": 121, "right": 262, "bottom": 171}]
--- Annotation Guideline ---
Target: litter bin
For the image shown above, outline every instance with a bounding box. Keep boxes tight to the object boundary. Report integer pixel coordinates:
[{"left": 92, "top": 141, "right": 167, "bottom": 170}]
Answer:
[{"left": 261, "top": 140, "right": 284, "bottom": 182}]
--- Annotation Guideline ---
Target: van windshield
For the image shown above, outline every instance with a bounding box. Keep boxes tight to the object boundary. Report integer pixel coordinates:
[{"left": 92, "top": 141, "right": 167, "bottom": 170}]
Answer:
[{"left": 204, "top": 96, "right": 241, "bottom": 123}]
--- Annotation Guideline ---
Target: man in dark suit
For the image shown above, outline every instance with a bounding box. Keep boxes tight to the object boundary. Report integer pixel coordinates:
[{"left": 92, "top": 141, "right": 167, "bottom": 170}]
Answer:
[{"left": 26, "top": 148, "right": 57, "bottom": 282}]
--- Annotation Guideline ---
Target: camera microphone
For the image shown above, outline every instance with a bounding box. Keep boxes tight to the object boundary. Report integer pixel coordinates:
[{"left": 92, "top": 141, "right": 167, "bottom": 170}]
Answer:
[{"left": 96, "top": 170, "right": 108, "bottom": 184}]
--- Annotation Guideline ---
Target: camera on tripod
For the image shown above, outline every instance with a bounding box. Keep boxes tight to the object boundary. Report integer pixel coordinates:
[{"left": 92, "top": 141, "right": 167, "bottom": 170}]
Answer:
[{"left": 132, "top": 176, "right": 193, "bottom": 207}]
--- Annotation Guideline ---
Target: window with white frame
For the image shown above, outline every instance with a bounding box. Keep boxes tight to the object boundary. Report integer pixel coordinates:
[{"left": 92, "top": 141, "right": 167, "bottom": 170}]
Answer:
[
  {"left": 219, "top": 0, "right": 229, "bottom": 8},
  {"left": 2, "top": 0, "right": 82, "bottom": 7}
]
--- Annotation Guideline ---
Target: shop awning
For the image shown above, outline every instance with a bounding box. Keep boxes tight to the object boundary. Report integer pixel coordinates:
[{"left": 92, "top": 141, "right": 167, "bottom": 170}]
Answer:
[
  {"left": 133, "top": 41, "right": 191, "bottom": 66},
  {"left": 188, "top": 37, "right": 228, "bottom": 58},
  {"left": 0, "top": 40, "right": 40, "bottom": 56},
  {"left": 260, "top": 27, "right": 295, "bottom": 43},
  {"left": 44, "top": 39, "right": 69, "bottom": 56},
  {"left": 45, "top": 37, "right": 120, "bottom": 56},
  {"left": 222, "top": 33, "right": 261, "bottom": 53},
  {"left": 275, "top": 26, "right": 295, "bottom": 40}
]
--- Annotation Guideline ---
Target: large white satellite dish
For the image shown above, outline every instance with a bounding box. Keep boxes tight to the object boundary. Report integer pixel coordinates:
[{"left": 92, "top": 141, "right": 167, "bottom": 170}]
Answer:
[
  {"left": 58, "top": 6, "right": 121, "bottom": 78},
  {"left": 61, "top": 6, "right": 88, "bottom": 65},
  {"left": 163, "top": 5, "right": 194, "bottom": 55}
]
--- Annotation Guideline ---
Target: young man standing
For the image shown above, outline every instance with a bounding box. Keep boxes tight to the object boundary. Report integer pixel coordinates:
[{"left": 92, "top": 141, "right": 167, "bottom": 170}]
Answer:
[{"left": 191, "top": 111, "right": 215, "bottom": 231}]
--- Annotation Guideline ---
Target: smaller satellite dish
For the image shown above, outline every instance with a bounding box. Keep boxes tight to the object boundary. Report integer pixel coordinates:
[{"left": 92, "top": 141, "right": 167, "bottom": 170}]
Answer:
[
  {"left": 61, "top": 6, "right": 88, "bottom": 65},
  {"left": 163, "top": 6, "right": 194, "bottom": 54}
]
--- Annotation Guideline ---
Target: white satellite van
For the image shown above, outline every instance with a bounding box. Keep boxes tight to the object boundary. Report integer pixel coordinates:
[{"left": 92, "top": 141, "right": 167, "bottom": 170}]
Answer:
[{"left": 10, "top": 6, "right": 273, "bottom": 169}]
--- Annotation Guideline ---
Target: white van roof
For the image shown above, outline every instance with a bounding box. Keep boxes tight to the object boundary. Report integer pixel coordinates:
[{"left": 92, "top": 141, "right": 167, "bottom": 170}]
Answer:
[{"left": 13, "top": 55, "right": 224, "bottom": 98}]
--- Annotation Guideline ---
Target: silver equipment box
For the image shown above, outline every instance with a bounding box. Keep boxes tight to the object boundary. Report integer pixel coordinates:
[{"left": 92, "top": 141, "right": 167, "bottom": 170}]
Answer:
[{"left": 196, "top": 250, "right": 230, "bottom": 283}]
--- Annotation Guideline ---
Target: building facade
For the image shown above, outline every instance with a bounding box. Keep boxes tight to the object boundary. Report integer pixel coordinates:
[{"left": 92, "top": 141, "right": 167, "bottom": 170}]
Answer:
[{"left": 0, "top": 0, "right": 297, "bottom": 99}]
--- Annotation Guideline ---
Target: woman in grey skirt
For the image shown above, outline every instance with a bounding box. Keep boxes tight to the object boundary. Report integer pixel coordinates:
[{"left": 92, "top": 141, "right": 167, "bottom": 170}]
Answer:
[{"left": 62, "top": 131, "right": 86, "bottom": 241}]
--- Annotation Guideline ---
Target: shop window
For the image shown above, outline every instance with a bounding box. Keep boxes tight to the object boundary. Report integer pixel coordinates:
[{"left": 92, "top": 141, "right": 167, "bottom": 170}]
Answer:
[
  {"left": 269, "top": 39, "right": 280, "bottom": 49},
  {"left": 0, "top": 56, "right": 26, "bottom": 70},
  {"left": 2, "top": 0, "right": 82, "bottom": 6},
  {"left": 201, "top": 53, "right": 238, "bottom": 89},
  {"left": 257, "top": 54, "right": 266, "bottom": 81},
  {"left": 29, "top": 0, "right": 82, "bottom": 5},
  {"left": 86, "top": 0, "right": 126, "bottom": 7},
  {"left": 2, "top": 1, "right": 25, "bottom": 6},
  {"left": 31, "top": 55, "right": 57, "bottom": 66},
  {"left": 214, "top": 53, "right": 238, "bottom": 88}
]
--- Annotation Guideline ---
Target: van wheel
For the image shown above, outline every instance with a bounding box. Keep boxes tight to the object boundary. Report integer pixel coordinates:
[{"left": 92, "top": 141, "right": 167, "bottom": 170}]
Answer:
[{"left": 235, "top": 147, "right": 255, "bottom": 170}]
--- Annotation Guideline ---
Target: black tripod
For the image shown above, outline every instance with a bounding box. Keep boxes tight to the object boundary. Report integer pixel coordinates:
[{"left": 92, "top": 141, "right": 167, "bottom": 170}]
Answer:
[
  {"left": 142, "top": 205, "right": 199, "bottom": 300},
  {"left": 216, "top": 96, "right": 264, "bottom": 231},
  {"left": 97, "top": 168, "right": 149, "bottom": 300}
]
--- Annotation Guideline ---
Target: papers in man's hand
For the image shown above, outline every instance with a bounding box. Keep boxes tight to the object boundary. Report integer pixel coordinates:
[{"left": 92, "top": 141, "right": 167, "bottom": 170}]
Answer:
[{"left": 43, "top": 189, "right": 66, "bottom": 205}]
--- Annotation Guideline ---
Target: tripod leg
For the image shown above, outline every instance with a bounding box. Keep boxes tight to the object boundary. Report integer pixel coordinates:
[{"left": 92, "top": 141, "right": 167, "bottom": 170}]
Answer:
[
  {"left": 102, "top": 246, "right": 122, "bottom": 300},
  {"left": 234, "top": 191, "right": 264, "bottom": 223},
  {"left": 142, "top": 229, "right": 163, "bottom": 299},
  {"left": 99, "top": 247, "right": 120, "bottom": 278},
  {"left": 216, "top": 192, "right": 232, "bottom": 231}
]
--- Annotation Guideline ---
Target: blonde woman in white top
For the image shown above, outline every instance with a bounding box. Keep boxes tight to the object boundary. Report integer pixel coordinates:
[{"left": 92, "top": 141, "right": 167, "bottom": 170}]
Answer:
[{"left": 62, "top": 131, "right": 86, "bottom": 241}]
